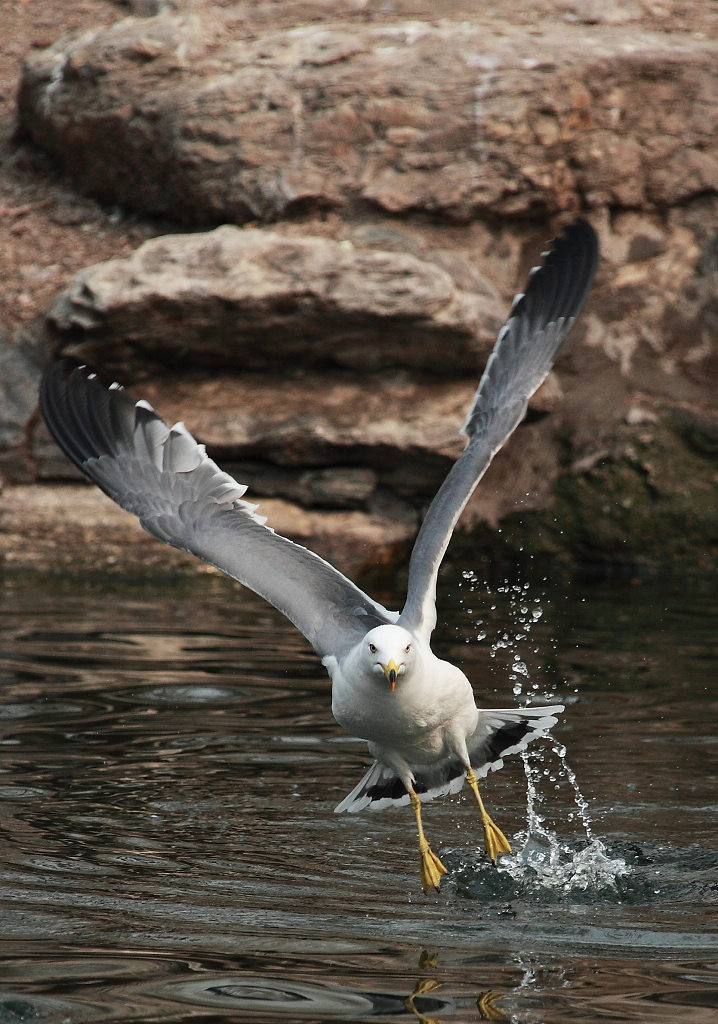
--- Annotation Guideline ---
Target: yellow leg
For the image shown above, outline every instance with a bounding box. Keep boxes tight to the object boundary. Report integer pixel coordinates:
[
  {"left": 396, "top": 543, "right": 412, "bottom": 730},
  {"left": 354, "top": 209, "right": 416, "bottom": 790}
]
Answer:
[
  {"left": 410, "top": 789, "right": 447, "bottom": 892},
  {"left": 465, "top": 767, "right": 511, "bottom": 864}
]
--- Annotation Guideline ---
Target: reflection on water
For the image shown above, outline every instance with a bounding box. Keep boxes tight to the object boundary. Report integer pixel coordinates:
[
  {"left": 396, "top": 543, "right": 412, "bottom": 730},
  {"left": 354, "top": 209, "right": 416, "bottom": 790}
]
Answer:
[{"left": 0, "top": 567, "right": 716, "bottom": 1022}]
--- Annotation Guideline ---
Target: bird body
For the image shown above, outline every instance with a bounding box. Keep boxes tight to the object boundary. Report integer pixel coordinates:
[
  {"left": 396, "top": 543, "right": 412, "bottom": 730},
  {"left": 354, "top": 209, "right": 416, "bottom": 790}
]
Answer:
[
  {"left": 39, "top": 219, "right": 598, "bottom": 889},
  {"left": 329, "top": 623, "right": 563, "bottom": 819},
  {"left": 330, "top": 626, "right": 478, "bottom": 767}
]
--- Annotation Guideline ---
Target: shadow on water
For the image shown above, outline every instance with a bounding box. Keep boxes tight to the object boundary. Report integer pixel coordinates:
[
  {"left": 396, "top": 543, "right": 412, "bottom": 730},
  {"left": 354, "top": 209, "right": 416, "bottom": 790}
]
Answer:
[{"left": 0, "top": 566, "right": 716, "bottom": 1022}]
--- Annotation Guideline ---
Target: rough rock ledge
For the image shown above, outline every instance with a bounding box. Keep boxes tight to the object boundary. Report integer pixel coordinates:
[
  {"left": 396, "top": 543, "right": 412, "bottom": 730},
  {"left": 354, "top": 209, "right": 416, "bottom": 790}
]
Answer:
[{"left": 1, "top": 0, "right": 717, "bottom": 578}]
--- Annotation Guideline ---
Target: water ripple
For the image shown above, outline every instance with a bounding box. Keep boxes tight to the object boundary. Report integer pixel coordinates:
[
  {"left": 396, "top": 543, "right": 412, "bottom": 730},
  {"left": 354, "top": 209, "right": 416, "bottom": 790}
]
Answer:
[{"left": 1, "top": 572, "right": 717, "bottom": 1020}]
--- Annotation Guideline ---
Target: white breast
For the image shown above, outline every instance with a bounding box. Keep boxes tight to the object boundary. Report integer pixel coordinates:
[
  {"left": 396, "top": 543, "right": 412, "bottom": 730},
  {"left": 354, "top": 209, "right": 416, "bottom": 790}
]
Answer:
[{"left": 329, "top": 648, "right": 478, "bottom": 763}]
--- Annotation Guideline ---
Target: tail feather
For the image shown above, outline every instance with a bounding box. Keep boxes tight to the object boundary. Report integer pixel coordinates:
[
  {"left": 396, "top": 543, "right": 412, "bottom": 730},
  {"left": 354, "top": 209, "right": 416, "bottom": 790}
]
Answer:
[
  {"left": 469, "top": 704, "right": 563, "bottom": 779},
  {"left": 335, "top": 704, "right": 563, "bottom": 813},
  {"left": 334, "top": 758, "right": 466, "bottom": 813}
]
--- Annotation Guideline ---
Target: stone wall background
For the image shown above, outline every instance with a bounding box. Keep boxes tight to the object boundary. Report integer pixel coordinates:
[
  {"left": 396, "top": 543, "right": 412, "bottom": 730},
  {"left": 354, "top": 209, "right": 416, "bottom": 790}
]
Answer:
[{"left": 1, "top": 0, "right": 717, "bottom": 578}]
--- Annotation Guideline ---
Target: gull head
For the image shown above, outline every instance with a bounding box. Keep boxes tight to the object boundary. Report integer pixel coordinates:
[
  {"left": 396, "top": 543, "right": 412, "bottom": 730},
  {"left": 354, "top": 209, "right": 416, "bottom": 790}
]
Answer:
[{"left": 362, "top": 624, "right": 416, "bottom": 691}]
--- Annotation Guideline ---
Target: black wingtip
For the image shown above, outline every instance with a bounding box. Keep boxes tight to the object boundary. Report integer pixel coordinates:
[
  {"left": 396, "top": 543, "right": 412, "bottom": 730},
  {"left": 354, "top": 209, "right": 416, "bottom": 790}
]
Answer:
[
  {"left": 503, "top": 217, "right": 598, "bottom": 362},
  {"left": 39, "top": 359, "right": 136, "bottom": 478},
  {"left": 39, "top": 359, "right": 91, "bottom": 471},
  {"left": 543, "top": 217, "right": 599, "bottom": 316},
  {"left": 557, "top": 216, "right": 599, "bottom": 282}
]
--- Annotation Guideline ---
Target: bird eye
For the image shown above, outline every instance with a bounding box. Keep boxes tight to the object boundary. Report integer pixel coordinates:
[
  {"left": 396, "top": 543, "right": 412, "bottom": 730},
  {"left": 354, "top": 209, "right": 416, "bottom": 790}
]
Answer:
[
  {"left": 405, "top": 643, "right": 412, "bottom": 654},
  {"left": 369, "top": 642, "right": 377, "bottom": 654}
]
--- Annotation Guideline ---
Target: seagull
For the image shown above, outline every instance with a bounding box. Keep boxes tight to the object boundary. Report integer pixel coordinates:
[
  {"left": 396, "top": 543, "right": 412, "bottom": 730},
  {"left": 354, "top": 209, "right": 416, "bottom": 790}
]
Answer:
[{"left": 40, "top": 219, "right": 598, "bottom": 891}]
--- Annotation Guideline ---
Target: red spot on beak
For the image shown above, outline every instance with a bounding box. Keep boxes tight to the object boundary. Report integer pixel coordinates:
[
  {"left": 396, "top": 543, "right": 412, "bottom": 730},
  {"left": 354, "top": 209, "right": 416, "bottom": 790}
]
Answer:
[{"left": 383, "top": 660, "right": 400, "bottom": 690}]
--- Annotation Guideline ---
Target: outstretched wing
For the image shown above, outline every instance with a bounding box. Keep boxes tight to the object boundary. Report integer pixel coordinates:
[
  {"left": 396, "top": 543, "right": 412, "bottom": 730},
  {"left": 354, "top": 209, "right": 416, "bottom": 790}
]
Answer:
[
  {"left": 399, "top": 219, "right": 599, "bottom": 639},
  {"left": 40, "top": 361, "right": 397, "bottom": 659}
]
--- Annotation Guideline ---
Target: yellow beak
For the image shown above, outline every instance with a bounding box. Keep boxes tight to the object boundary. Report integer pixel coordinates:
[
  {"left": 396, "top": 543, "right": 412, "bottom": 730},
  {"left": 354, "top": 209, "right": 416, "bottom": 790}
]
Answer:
[{"left": 382, "top": 659, "right": 399, "bottom": 690}]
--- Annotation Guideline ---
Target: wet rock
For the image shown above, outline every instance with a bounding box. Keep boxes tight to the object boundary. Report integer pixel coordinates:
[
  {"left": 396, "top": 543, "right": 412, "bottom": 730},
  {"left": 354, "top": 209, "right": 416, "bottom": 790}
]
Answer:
[{"left": 552, "top": 419, "right": 718, "bottom": 571}]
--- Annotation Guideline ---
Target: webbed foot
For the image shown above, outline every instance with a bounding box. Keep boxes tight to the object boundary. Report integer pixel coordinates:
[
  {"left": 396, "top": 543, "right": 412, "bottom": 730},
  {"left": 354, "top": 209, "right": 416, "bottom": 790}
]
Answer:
[
  {"left": 419, "top": 838, "right": 448, "bottom": 892},
  {"left": 480, "top": 812, "right": 512, "bottom": 865}
]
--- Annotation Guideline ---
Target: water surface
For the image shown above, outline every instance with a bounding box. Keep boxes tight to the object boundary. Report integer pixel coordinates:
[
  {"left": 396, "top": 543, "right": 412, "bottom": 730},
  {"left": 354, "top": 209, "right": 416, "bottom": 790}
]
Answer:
[{"left": 0, "top": 566, "right": 716, "bottom": 1022}]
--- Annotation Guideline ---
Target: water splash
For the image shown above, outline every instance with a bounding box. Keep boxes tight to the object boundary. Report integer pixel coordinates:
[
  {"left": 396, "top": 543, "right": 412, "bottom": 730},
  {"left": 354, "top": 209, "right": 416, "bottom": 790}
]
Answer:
[
  {"left": 502, "top": 743, "right": 628, "bottom": 895},
  {"left": 458, "top": 571, "right": 628, "bottom": 894}
]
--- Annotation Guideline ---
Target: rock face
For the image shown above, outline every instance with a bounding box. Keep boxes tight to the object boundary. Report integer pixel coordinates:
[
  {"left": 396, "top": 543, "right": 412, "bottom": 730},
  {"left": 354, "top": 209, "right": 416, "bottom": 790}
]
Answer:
[
  {"left": 17, "top": 12, "right": 718, "bottom": 225},
  {"left": 2, "top": 0, "right": 718, "bottom": 576},
  {"left": 48, "top": 226, "right": 502, "bottom": 376},
  {"left": 35, "top": 224, "right": 566, "bottom": 572}
]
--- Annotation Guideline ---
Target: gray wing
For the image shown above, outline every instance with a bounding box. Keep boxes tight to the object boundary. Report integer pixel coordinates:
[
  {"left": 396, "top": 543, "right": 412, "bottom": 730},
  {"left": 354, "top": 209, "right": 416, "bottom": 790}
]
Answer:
[
  {"left": 40, "top": 361, "right": 397, "bottom": 659},
  {"left": 399, "top": 219, "right": 599, "bottom": 639}
]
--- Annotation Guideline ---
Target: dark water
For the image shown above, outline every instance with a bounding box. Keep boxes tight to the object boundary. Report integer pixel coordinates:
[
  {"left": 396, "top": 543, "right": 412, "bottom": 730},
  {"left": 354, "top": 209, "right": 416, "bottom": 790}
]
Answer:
[{"left": 0, "top": 564, "right": 716, "bottom": 1023}]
